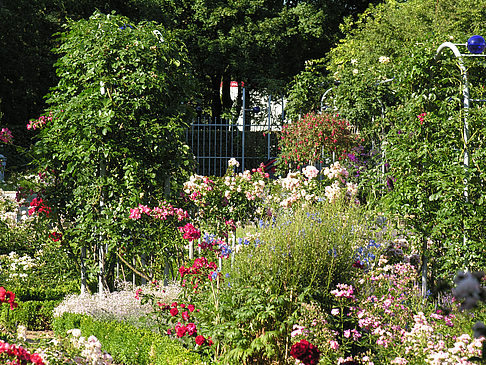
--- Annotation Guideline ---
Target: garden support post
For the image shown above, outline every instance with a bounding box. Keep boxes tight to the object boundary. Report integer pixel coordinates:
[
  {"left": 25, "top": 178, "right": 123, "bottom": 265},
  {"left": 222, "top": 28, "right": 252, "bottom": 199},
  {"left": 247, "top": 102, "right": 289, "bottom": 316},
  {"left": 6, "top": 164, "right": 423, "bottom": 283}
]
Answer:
[
  {"left": 421, "top": 237, "right": 427, "bottom": 298},
  {"left": 242, "top": 88, "right": 246, "bottom": 172},
  {"left": 189, "top": 240, "right": 194, "bottom": 260},
  {"left": 268, "top": 95, "right": 271, "bottom": 162},
  {"left": 98, "top": 243, "right": 104, "bottom": 295},
  {"left": 81, "top": 246, "right": 87, "bottom": 295},
  {"left": 435, "top": 42, "right": 473, "bottom": 266},
  {"left": 132, "top": 257, "right": 136, "bottom": 287}
]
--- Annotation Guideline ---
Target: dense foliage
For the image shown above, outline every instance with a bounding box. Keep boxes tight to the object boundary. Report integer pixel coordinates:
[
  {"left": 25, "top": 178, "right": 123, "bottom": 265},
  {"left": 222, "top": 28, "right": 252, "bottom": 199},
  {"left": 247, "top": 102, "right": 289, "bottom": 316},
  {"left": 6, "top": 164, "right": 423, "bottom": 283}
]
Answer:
[
  {"left": 30, "top": 12, "right": 195, "bottom": 291},
  {"left": 286, "top": 0, "right": 486, "bottom": 280}
]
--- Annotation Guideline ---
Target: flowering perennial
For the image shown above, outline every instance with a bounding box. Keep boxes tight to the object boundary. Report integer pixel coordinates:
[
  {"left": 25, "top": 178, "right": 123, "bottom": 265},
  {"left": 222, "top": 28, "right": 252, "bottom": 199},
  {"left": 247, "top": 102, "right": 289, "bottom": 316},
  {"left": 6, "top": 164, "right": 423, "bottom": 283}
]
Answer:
[
  {"left": 0, "top": 128, "right": 13, "bottom": 144},
  {"left": 128, "top": 202, "right": 188, "bottom": 221},
  {"left": 0, "top": 287, "right": 18, "bottom": 310},
  {"left": 290, "top": 339, "right": 320, "bottom": 365},
  {"left": 28, "top": 197, "right": 51, "bottom": 217},
  {"left": 27, "top": 113, "right": 53, "bottom": 131},
  {"left": 178, "top": 223, "right": 201, "bottom": 241},
  {"left": 278, "top": 112, "right": 361, "bottom": 168},
  {"left": 179, "top": 257, "right": 218, "bottom": 290},
  {"left": 0, "top": 341, "right": 44, "bottom": 365}
]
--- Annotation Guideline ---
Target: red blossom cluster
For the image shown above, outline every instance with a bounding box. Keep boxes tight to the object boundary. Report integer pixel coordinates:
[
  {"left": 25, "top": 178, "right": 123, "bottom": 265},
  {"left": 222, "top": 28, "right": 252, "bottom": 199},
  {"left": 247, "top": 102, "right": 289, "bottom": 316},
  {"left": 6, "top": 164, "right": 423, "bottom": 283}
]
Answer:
[
  {"left": 158, "top": 301, "right": 213, "bottom": 346},
  {"left": 128, "top": 202, "right": 188, "bottom": 221},
  {"left": 179, "top": 257, "right": 218, "bottom": 290},
  {"left": 417, "top": 112, "right": 427, "bottom": 125},
  {"left": 290, "top": 339, "right": 320, "bottom": 365},
  {"left": 178, "top": 223, "right": 201, "bottom": 241},
  {"left": 278, "top": 112, "right": 361, "bottom": 168},
  {"left": 28, "top": 197, "right": 51, "bottom": 217},
  {"left": 0, "top": 342, "right": 44, "bottom": 365},
  {"left": 49, "top": 232, "right": 62, "bottom": 242},
  {"left": 0, "top": 287, "right": 18, "bottom": 310}
]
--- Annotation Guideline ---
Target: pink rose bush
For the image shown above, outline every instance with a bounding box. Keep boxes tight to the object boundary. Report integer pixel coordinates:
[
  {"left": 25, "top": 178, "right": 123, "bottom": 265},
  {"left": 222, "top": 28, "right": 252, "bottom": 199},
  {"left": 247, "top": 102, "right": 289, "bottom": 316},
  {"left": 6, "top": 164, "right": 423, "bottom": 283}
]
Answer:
[
  {"left": 182, "top": 160, "right": 270, "bottom": 237},
  {"left": 288, "top": 237, "right": 486, "bottom": 364}
]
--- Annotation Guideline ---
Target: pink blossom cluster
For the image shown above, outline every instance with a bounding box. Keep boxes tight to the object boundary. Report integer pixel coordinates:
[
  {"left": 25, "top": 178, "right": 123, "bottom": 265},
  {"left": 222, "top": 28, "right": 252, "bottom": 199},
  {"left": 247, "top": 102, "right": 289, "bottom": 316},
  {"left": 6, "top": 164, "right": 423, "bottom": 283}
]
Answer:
[
  {"left": 278, "top": 112, "right": 361, "bottom": 167},
  {"left": 0, "top": 128, "right": 13, "bottom": 144},
  {"left": 417, "top": 112, "right": 427, "bottom": 125},
  {"left": 331, "top": 283, "right": 356, "bottom": 300},
  {"left": 0, "top": 341, "right": 44, "bottom": 365},
  {"left": 128, "top": 202, "right": 188, "bottom": 221},
  {"left": 27, "top": 112, "right": 52, "bottom": 130},
  {"left": 178, "top": 223, "right": 201, "bottom": 241},
  {"left": 402, "top": 315, "right": 483, "bottom": 364}
]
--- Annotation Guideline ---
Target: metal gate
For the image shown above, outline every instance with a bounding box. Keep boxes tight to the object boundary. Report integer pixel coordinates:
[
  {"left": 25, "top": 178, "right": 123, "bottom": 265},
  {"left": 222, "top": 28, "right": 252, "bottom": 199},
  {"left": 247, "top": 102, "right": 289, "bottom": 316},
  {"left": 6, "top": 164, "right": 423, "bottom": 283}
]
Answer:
[{"left": 185, "top": 117, "right": 278, "bottom": 177}]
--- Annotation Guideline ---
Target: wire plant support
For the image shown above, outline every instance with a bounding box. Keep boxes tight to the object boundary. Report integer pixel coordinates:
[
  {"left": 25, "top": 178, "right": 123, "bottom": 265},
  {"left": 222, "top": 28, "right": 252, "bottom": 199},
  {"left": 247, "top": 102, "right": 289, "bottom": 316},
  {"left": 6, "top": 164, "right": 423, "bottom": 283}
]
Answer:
[{"left": 434, "top": 36, "right": 486, "bottom": 275}]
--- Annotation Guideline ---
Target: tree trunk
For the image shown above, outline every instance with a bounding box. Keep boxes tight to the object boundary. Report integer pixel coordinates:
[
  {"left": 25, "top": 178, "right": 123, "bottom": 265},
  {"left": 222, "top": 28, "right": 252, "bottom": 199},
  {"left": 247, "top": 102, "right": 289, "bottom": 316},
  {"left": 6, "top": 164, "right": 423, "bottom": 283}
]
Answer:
[{"left": 210, "top": 73, "right": 222, "bottom": 119}]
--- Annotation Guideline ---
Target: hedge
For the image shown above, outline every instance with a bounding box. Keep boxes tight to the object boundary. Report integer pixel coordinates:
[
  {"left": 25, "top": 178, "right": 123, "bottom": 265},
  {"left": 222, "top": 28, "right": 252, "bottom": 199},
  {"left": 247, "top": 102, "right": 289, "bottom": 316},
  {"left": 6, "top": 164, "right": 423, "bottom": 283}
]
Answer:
[{"left": 52, "top": 312, "right": 210, "bottom": 365}]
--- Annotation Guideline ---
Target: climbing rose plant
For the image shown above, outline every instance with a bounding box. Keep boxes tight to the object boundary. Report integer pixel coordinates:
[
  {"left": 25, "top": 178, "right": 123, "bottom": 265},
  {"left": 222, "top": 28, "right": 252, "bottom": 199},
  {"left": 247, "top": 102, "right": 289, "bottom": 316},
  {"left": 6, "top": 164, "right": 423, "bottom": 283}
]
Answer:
[{"left": 278, "top": 112, "right": 362, "bottom": 171}]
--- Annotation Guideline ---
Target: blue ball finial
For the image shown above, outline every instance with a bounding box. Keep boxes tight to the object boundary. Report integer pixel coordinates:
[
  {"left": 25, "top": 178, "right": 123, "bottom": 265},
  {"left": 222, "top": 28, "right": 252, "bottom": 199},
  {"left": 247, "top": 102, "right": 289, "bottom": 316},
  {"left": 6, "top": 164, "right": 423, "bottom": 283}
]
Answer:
[{"left": 467, "top": 35, "right": 486, "bottom": 54}]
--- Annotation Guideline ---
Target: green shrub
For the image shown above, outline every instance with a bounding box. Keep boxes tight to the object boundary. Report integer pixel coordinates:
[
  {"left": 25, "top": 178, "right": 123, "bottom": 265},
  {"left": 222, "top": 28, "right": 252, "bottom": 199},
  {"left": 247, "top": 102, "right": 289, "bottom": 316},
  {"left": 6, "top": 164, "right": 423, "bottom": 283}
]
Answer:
[
  {"left": 185, "top": 200, "right": 377, "bottom": 364},
  {"left": 0, "top": 300, "right": 61, "bottom": 330},
  {"left": 12, "top": 286, "right": 77, "bottom": 302},
  {"left": 53, "top": 312, "right": 209, "bottom": 365}
]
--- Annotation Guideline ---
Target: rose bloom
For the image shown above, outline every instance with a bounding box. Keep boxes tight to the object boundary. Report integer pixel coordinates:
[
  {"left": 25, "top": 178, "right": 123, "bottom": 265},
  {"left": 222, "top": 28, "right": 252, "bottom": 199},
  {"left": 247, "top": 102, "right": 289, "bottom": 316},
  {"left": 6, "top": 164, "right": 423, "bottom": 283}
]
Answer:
[
  {"left": 195, "top": 335, "right": 205, "bottom": 346},
  {"left": 170, "top": 307, "right": 179, "bottom": 316}
]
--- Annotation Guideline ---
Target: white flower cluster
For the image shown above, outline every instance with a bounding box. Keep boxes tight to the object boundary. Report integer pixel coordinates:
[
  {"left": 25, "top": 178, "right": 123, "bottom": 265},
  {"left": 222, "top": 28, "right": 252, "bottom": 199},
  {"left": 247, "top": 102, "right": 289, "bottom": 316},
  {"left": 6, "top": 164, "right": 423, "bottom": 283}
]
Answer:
[
  {"left": 68, "top": 329, "right": 113, "bottom": 365},
  {"left": 3, "top": 251, "right": 36, "bottom": 279},
  {"left": 54, "top": 283, "right": 180, "bottom": 327},
  {"left": 275, "top": 172, "right": 316, "bottom": 208},
  {"left": 379, "top": 56, "right": 391, "bottom": 64},
  {"left": 302, "top": 165, "right": 319, "bottom": 179},
  {"left": 324, "top": 181, "right": 342, "bottom": 203},
  {"left": 228, "top": 158, "right": 240, "bottom": 168},
  {"left": 323, "top": 162, "right": 349, "bottom": 181}
]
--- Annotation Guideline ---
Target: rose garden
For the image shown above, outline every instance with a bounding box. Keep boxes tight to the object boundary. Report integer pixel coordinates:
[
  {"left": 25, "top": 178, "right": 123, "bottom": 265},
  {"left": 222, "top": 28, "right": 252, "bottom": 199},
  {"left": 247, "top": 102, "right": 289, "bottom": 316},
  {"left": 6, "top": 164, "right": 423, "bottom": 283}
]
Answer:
[{"left": 1, "top": 0, "right": 486, "bottom": 364}]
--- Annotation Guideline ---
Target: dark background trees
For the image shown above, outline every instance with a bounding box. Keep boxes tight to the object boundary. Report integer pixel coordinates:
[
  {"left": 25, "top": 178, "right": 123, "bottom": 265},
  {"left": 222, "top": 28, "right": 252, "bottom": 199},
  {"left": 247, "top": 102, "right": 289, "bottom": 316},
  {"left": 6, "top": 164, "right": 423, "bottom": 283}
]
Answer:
[{"left": 0, "top": 0, "right": 380, "bottom": 132}]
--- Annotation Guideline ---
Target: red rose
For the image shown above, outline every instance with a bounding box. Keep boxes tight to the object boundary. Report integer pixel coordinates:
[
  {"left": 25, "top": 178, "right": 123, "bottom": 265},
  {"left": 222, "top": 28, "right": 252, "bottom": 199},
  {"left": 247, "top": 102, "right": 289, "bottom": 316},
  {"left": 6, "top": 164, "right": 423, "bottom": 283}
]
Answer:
[
  {"left": 175, "top": 322, "right": 188, "bottom": 338},
  {"left": 188, "top": 304, "right": 195, "bottom": 312},
  {"left": 290, "top": 340, "right": 309, "bottom": 360},
  {"left": 195, "top": 335, "right": 205, "bottom": 346},
  {"left": 290, "top": 340, "right": 320, "bottom": 365},
  {"left": 186, "top": 322, "right": 197, "bottom": 336},
  {"left": 181, "top": 311, "right": 190, "bottom": 321},
  {"left": 170, "top": 307, "right": 179, "bottom": 316}
]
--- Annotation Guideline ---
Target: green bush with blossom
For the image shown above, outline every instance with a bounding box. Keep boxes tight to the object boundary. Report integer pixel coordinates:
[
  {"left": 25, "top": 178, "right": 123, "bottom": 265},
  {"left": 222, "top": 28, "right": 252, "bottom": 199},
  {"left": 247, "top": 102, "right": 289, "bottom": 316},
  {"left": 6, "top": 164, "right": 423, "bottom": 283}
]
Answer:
[
  {"left": 26, "top": 11, "right": 195, "bottom": 291},
  {"left": 160, "top": 198, "right": 372, "bottom": 364},
  {"left": 289, "top": 235, "right": 486, "bottom": 364},
  {"left": 182, "top": 159, "right": 270, "bottom": 238},
  {"left": 277, "top": 112, "right": 362, "bottom": 173}
]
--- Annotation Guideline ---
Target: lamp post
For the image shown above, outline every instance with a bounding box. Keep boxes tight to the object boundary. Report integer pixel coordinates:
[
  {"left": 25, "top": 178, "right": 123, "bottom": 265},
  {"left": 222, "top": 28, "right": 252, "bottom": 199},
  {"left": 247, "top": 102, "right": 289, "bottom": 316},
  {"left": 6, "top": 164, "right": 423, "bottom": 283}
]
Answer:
[
  {"left": 241, "top": 87, "right": 260, "bottom": 172},
  {"left": 434, "top": 35, "right": 486, "bottom": 272}
]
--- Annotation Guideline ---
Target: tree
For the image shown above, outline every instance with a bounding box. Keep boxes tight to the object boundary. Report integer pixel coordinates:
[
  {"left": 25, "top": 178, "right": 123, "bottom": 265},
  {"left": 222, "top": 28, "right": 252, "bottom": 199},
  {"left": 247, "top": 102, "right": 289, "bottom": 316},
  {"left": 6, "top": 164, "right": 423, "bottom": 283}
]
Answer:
[{"left": 31, "top": 11, "right": 195, "bottom": 292}]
